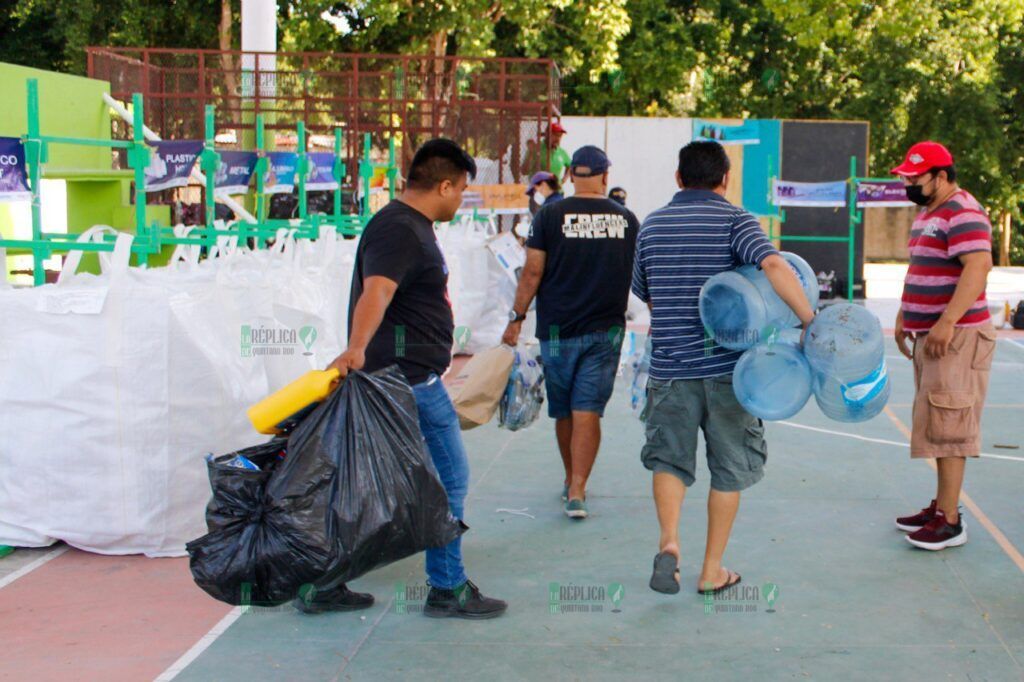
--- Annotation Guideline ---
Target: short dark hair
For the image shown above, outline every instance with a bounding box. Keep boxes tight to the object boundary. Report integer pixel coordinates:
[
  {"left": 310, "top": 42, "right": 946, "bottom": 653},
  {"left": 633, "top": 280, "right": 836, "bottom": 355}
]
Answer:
[
  {"left": 407, "top": 138, "right": 477, "bottom": 190},
  {"left": 677, "top": 140, "right": 730, "bottom": 190},
  {"left": 931, "top": 164, "right": 957, "bottom": 183},
  {"left": 540, "top": 177, "right": 561, "bottom": 193}
]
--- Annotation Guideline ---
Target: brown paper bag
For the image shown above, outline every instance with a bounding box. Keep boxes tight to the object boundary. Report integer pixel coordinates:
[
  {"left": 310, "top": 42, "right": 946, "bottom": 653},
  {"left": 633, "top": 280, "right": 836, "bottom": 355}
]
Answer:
[{"left": 449, "top": 345, "right": 515, "bottom": 430}]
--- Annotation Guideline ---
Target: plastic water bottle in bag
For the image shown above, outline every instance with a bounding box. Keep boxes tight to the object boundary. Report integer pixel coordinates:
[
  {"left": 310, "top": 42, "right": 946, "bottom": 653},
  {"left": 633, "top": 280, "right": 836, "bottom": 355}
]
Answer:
[
  {"left": 732, "top": 328, "right": 812, "bottom": 421},
  {"left": 620, "top": 331, "right": 651, "bottom": 419},
  {"left": 803, "top": 303, "right": 890, "bottom": 422},
  {"left": 499, "top": 348, "right": 545, "bottom": 431}
]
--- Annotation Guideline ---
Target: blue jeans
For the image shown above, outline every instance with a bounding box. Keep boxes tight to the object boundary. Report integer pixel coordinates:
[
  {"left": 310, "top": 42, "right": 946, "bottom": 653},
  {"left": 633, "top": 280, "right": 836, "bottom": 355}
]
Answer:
[
  {"left": 540, "top": 331, "right": 622, "bottom": 419},
  {"left": 412, "top": 374, "right": 469, "bottom": 590}
]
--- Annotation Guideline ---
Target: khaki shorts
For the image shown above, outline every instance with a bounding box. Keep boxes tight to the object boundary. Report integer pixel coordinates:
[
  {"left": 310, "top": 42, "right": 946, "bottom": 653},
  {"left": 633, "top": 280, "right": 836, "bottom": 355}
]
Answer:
[{"left": 911, "top": 324, "right": 997, "bottom": 458}]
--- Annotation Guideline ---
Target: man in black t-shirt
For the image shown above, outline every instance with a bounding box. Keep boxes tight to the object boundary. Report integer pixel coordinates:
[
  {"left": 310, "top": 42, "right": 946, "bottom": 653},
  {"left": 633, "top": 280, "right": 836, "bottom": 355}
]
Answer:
[
  {"left": 503, "top": 145, "right": 639, "bottom": 521},
  {"left": 303, "top": 139, "right": 506, "bottom": 620}
]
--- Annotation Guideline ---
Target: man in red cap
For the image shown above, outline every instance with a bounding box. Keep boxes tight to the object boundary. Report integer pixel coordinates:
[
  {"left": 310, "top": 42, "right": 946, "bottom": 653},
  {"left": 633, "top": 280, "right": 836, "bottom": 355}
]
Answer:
[
  {"left": 541, "top": 121, "right": 571, "bottom": 184},
  {"left": 891, "top": 141, "right": 996, "bottom": 551}
]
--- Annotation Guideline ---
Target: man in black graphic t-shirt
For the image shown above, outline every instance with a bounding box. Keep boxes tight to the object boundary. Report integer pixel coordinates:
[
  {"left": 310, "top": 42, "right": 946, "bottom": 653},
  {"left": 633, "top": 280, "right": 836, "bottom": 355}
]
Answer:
[
  {"left": 503, "top": 145, "right": 639, "bottom": 521},
  {"left": 306, "top": 139, "right": 507, "bottom": 620}
]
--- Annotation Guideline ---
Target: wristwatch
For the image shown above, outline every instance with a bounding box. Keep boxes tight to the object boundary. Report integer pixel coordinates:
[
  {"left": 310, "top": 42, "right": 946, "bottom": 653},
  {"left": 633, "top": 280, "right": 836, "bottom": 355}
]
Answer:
[{"left": 508, "top": 310, "right": 527, "bottom": 323}]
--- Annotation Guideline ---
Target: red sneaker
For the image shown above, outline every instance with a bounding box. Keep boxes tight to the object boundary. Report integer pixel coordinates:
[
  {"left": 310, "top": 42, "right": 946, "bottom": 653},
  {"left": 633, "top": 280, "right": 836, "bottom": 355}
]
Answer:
[
  {"left": 906, "top": 510, "right": 966, "bottom": 551},
  {"left": 896, "top": 499, "right": 936, "bottom": 532}
]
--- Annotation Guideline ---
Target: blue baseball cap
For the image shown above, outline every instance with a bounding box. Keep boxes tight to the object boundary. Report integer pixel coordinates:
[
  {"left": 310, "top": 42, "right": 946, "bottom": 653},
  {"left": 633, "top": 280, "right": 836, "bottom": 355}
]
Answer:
[
  {"left": 525, "top": 171, "right": 557, "bottom": 195},
  {"left": 570, "top": 145, "right": 611, "bottom": 177}
]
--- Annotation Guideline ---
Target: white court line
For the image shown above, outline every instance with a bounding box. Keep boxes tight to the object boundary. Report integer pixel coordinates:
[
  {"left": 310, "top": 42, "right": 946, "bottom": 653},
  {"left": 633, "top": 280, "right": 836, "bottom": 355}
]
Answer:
[
  {"left": 153, "top": 607, "right": 243, "bottom": 681},
  {"left": 0, "top": 545, "right": 68, "bottom": 590},
  {"left": 1004, "top": 338, "right": 1024, "bottom": 351},
  {"left": 776, "top": 421, "right": 1024, "bottom": 462}
]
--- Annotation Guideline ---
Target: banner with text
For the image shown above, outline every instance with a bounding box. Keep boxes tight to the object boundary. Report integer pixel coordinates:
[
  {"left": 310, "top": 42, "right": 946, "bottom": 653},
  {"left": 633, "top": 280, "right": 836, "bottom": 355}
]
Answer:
[
  {"left": 0, "top": 137, "right": 31, "bottom": 201},
  {"left": 855, "top": 180, "right": 913, "bottom": 208},
  {"left": 306, "top": 152, "right": 340, "bottom": 191},
  {"left": 214, "top": 150, "right": 259, "bottom": 196},
  {"left": 144, "top": 140, "right": 203, "bottom": 192},
  {"left": 263, "top": 151, "right": 299, "bottom": 194},
  {"left": 693, "top": 119, "right": 761, "bottom": 146},
  {"left": 771, "top": 179, "right": 847, "bottom": 207}
]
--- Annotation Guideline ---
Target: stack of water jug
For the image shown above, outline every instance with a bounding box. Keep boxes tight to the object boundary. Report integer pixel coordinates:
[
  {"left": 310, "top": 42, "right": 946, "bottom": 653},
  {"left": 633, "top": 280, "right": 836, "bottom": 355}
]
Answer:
[{"left": 699, "top": 253, "right": 889, "bottom": 423}]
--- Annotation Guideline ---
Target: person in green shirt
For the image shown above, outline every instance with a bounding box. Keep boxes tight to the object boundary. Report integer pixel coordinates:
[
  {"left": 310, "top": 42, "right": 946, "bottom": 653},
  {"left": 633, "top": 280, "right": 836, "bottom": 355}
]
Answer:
[{"left": 536, "top": 121, "right": 570, "bottom": 184}]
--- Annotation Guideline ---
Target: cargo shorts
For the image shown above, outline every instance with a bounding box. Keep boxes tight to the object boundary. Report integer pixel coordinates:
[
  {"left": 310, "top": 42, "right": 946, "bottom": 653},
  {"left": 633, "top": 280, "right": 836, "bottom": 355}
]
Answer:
[
  {"left": 911, "top": 324, "right": 997, "bottom": 458},
  {"left": 640, "top": 375, "right": 767, "bottom": 492}
]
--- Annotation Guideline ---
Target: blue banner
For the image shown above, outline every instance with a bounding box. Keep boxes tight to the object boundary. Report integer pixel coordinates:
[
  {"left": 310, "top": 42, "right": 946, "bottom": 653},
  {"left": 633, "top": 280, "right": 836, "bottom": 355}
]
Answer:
[
  {"left": 771, "top": 179, "right": 848, "bottom": 207},
  {"left": 306, "top": 152, "right": 340, "bottom": 191},
  {"left": 0, "top": 137, "right": 31, "bottom": 201},
  {"left": 263, "top": 151, "right": 298, "bottom": 194},
  {"left": 693, "top": 119, "right": 761, "bottom": 146},
  {"left": 214, "top": 150, "right": 259, "bottom": 196},
  {"left": 144, "top": 140, "right": 202, "bottom": 192}
]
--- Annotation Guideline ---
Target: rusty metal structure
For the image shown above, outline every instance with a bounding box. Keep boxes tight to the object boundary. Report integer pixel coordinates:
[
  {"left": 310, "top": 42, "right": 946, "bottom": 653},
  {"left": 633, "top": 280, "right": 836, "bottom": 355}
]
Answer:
[{"left": 86, "top": 47, "right": 562, "bottom": 185}]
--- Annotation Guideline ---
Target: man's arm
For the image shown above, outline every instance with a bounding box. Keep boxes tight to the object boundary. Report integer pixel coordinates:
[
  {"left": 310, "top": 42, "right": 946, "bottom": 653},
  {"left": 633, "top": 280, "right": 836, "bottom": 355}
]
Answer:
[
  {"left": 923, "top": 251, "right": 992, "bottom": 359},
  {"left": 501, "top": 248, "right": 547, "bottom": 346},
  {"left": 761, "top": 254, "right": 815, "bottom": 327},
  {"left": 329, "top": 276, "right": 398, "bottom": 378}
]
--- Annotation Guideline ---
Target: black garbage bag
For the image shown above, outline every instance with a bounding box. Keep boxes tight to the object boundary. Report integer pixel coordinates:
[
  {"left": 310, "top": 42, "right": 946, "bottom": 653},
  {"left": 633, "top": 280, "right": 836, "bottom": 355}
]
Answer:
[{"left": 186, "top": 366, "right": 464, "bottom": 606}]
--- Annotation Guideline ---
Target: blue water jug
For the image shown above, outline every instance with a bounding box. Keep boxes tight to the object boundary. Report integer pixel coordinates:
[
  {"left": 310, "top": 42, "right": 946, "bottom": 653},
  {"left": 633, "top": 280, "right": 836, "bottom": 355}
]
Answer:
[
  {"left": 804, "top": 303, "right": 890, "bottom": 422},
  {"left": 699, "top": 252, "right": 819, "bottom": 351},
  {"left": 732, "top": 328, "right": 812, "bottom": 420}
]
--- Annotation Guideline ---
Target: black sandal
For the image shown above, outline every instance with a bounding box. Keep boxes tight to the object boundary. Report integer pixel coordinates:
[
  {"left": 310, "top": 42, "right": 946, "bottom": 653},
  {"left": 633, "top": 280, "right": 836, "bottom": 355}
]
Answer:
[
  {"left": 649, "top": 552, "right": 681, "bottom": 594},
  {"left": 697, "top": 569, "right": 741, "bottom": 595}
]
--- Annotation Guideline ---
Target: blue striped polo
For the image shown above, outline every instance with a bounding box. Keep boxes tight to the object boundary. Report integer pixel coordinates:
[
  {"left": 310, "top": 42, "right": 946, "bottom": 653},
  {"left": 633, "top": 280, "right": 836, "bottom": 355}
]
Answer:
[{"left": 631, "top": 190, "right": 778, "bottom": 380}]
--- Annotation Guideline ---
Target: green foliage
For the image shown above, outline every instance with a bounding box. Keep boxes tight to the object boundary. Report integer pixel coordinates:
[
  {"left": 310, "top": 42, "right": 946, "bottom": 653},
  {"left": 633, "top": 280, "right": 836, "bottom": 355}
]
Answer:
[{"left": 1, "top": 0, "right": 1022, "bottom": 243}]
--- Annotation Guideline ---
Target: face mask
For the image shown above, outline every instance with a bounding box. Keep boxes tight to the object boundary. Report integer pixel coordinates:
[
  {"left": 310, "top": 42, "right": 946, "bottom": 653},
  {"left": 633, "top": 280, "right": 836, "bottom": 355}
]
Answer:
[
  {"left": 905, "top": 176, "right": 934, "bottom": 206},
  {"left": 533, "top": 192, "right": 546, "bottom": 206}
]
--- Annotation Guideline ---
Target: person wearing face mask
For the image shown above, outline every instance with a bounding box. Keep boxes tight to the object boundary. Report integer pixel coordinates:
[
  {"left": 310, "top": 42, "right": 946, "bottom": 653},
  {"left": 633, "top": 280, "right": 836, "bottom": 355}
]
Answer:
[
  {"left": 526, "top": 171, "right": 564, "bottom": 216},
  {"left": 503, "top": 146, "right": 639, "bottom": 520},
  {"left": 891, "top": 141, "right": 997, "bottom": 552}
]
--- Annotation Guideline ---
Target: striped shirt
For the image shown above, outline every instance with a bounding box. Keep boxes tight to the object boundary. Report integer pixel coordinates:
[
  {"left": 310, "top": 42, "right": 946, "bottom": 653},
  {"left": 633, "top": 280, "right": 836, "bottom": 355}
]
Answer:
[
  {"left": 902, "top": 189, "right": 992, "bottom": 333},
  {"left": 631, "top": 190, "right": 778, "bottom": 380}
]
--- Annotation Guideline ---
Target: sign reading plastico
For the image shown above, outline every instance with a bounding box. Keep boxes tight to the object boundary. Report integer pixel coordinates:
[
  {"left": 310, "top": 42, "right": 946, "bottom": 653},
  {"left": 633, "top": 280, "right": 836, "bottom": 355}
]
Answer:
[
  {"left": 771, "top": 179, "right": 847, "bottom": 207},
  {"left": 855, "top": 181, "right": 913, "bottom": 208},
  {"left": 0, "top": 137, "right": 31, "bottom": 201},
  {"left": 143, "top": 140, "right": 203, "bottom": 192}
]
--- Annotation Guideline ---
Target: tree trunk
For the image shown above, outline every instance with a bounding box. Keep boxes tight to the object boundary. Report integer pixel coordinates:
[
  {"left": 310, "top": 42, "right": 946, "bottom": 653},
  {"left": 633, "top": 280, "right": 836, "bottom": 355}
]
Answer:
[
  {"left": 999, "top": 211, "right": 1012, "bottom": 267},
  {"left": 220, "top": 0, "right": 238, "bottom": 97}
]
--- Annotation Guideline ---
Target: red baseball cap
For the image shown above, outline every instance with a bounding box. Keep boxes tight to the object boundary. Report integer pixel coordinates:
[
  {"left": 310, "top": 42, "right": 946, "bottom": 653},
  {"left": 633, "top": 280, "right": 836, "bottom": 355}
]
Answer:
[
  {"left": 891, "top": 141, "right": 954, "bottom": 176},
  {"left": 550, "top": 121, "right": 567, "bottom": 134}
]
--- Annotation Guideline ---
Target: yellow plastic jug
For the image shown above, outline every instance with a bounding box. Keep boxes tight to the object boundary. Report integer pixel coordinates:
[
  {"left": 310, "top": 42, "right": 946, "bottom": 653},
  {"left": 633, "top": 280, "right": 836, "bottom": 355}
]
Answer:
[{"left": 247, "top": 368, "right": 341, "bottom": 435}]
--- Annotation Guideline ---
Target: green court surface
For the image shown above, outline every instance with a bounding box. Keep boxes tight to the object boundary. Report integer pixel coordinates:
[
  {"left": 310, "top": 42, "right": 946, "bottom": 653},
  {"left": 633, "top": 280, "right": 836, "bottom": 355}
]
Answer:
[{"left": 171, "top": 337, "right": 1024, "bottom": 681}]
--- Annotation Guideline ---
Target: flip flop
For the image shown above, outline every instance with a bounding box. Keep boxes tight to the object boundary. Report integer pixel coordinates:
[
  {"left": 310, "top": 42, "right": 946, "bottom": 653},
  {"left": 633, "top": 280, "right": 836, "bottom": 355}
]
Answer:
[
  {"left": 697, "top": 569, "right": 741, "bottom": 595},
  {"left": 649, "top": 552, "right": 681, "bottom": 594}
]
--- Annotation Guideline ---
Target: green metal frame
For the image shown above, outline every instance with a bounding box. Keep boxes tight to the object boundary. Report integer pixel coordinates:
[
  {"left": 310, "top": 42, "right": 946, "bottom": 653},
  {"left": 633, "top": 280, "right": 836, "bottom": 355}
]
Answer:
[
  {"left": 765, "top": 155, "right": 862, "bottom": 301},
  {"left": 2, "top": 80, "right": 399, "bottom": 285}
]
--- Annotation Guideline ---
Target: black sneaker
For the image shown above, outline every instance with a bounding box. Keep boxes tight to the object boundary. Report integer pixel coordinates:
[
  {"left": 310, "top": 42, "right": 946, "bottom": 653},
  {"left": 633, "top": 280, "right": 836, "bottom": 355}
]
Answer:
[
  {"left": 906, "top": 510, "right": 967, "bottom": 551},
  {"left": 293, "top": 583, "right": 375, "bottom": 614},
  {"left": 896, "top": 499, "right": 937, "bottom": 532},
  {"left": 423, "top": 580, "right": 508, "bottom": 620}
]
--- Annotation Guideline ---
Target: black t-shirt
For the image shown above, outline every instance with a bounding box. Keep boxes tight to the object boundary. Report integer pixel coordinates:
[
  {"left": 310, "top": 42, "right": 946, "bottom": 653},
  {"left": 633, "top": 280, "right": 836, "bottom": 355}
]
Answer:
[
  {"left": 526, "top": 196, "right": 639, "bottom": 341},
  {"left": 348, "top": 200, "right": 453, "bottom": 385}
]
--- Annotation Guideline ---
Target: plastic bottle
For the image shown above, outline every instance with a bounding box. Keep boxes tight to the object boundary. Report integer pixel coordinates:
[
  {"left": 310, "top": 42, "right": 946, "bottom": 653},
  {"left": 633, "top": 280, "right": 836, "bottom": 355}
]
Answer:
[
  {"left": 699, "top": 252, "right": 819, "bottom": 350},
  {"left": 803, "top": 303, "right": 889, "bottom": 422},
  {"left": 500, "top": 349, "right": 545, "bottom": 431},
  {"left": 732, "top": 328, "right": 812, "bottom": 420},
  {"left": 247, "top": 368, "right": 341, "bottom": 435},
  {"left": 620, "top": 331, "right": 651, "bottom": 418}
]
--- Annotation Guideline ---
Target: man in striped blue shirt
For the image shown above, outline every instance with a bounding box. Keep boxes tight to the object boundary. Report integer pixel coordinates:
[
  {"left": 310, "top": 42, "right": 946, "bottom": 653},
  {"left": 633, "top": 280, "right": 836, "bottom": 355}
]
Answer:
[{"left": 632, "top": 140, "right": 814, "bottom": 596}]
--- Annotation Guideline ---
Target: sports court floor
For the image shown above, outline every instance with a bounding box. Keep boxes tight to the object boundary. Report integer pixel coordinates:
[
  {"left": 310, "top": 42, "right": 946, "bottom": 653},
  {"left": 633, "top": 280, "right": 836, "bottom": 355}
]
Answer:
[{"left": 2, "top": 332, "right": 1023, "bottom": 681}]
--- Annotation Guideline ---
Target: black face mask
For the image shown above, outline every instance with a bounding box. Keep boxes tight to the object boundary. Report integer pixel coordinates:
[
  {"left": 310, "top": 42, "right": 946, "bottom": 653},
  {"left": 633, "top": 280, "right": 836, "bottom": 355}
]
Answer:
[{"left": 905, "top": 177, "right": 934, "bottom": 206}]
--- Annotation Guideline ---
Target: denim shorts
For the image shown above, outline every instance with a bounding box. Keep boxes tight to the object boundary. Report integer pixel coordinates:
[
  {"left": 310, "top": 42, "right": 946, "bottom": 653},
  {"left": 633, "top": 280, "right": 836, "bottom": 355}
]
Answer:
[
  {"left": 640, "top": 375, "right": 767, "bottom": 492},
  {"left": 539, "top": 331, "right": 622, "bottom": 419}
]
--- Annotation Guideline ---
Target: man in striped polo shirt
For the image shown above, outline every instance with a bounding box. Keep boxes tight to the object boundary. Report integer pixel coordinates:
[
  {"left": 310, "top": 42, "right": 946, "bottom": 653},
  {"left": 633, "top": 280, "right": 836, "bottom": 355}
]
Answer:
[
  {"left": 892, "top": 141, "right": 997, "bottom": 551},
  {"left": 632, "top": 140, "right": 814, "bottom": 595}
]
